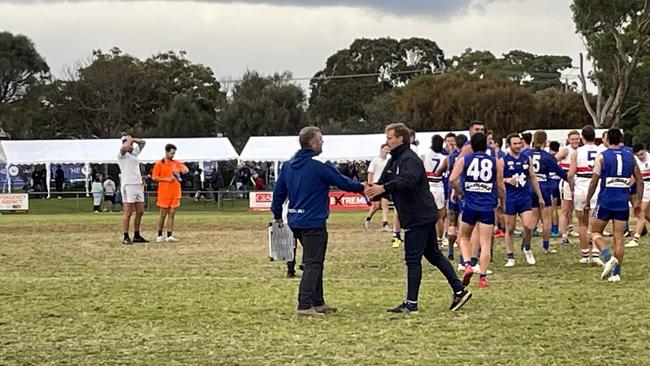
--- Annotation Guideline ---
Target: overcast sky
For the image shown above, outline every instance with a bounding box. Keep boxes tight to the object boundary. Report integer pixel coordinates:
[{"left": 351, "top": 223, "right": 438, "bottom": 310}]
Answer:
[{"left": 0, "top": 0, "right": 589, "bottom": 91}]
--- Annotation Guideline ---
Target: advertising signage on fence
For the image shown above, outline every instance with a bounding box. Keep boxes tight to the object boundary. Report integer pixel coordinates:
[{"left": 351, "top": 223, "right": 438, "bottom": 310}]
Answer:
[
  {"left": 249, "top": 192, "right": 274, "bottom": 211},
  {"left": 327, "top": 191, "right": 370, "bottom": 211},
  {"left": 0, "top": 194, "right": 29, "bottom": 212},
  {"left": 249, "top": 191, "right": 369, "bottom": 212}
]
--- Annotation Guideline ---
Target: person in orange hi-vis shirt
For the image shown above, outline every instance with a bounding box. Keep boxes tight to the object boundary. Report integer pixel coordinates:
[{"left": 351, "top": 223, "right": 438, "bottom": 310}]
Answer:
[{"left": 152, "top": 143, "right": 189, "bottom": 243}]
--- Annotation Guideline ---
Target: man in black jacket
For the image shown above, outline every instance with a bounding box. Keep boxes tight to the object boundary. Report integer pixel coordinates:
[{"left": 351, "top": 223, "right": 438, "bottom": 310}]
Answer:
[{"left": 366, "top": 123, "right": 471, "bottom": 313}]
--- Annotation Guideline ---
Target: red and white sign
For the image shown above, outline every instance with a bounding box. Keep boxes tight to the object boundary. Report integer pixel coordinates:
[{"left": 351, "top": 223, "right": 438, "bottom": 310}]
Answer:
[
  {"left": 249, "top": 192, "right": 274, "bottom": 211},
  {"left": 0, "top": 193, "right": 29, "bottom": 211},
  {"left": 327, "top": 191, "right": 370, "bottom": 211},
  {"left": 249, "top": 191, "right": 369, "bottom": 212}
]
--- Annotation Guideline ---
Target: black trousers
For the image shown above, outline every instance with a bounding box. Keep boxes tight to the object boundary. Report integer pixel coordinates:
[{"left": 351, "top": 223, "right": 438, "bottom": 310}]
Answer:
[
  {"left": 291, "top": 227, "right": 327, "bottom": 310},
  {"left": 404, "top": 222, "right": 464, "bottom": 302}
]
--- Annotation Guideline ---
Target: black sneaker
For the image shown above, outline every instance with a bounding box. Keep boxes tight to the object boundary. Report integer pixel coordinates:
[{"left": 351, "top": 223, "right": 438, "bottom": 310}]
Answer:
[
  {"left": 449, "top": 290, "right": 472, "bottom": 311},
  {"left": 133, "top": 236, "right": 149, "bottom": 243},
  {"left": 447, "top": 254, "right": 454, "bottom": 261},
  {"left": 561, "top": 238, "right": 571, "bottom": 246},
  {"left": 624, "top": 230, "right": 630, "bottom": 238},
  {"left": 287, "top": 271, "right": 297, "bottom": 278},
  {"left": 387, "top": 301, "right": 418, "bottom": 313},
  {"left": 122, "top": 238, "right": 133, "bottom": 245}
]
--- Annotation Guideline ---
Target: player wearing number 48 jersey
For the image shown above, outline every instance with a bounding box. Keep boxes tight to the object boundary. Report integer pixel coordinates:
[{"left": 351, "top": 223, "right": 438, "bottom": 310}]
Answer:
[
  {"left": 586, "top": 128, "right": 643, "bottom": 283},
  {"left": 450, "top": 132, "right": 505, "bottom": 288},
  {"left": 502, "top": 133, "right": 545, "bottom": 267}
]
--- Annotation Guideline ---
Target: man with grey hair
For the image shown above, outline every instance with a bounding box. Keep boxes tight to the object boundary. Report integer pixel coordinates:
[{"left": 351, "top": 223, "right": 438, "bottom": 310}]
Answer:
[{"left": 272, "top": 126, "right": 365, "bottom": 316}]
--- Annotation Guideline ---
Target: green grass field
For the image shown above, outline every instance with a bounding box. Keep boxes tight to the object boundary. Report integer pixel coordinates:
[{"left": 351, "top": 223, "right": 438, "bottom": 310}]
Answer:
[{"left": 1, "top": 209, "right": 650, "bottom": 365}]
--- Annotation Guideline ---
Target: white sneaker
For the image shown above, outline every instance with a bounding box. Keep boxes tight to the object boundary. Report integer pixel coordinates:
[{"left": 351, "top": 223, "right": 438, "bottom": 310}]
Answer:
[
  {"left": 504, "top": 258, "right": 515, "bottom": 267},
  {"left": 579, "top": 257, "right": 590, "bottom": 264},
  {"left": 603, "top": 230, "right": 612, "bottom": 237},
  {"left": 625, "top": 239, "right": 640, "bottom": 248},
  {"left": 523, "top": 249, "right": 536, "bottom": 265},
  {"left": 165, "top": 236, "right": 179, "bottom": 242},
  {"left": 608, "top": 274, "right": 621, "bottom": 282},
  {"left": 457, "top": 263, "right": 464, "bottom": 272},
  {"left": 156, "top": 236, "right": 164, "bottom": 243},
  {"left": 592, "top": 257, "right": 605, "bottom": 267},
  {"left": 363, "top": 220, "right": 370, "bottom": 231},
  {"left": 601, "top": 257, "right": 619, "bottom": 279},
  {"left": 382, "top": 225, "right": 391, "bottom": 232},
  {"left": 472, "top": 265, "right": 493, "bottom": 275},
  {"left": 441, "top": 237, "right": 449, "bottom": 247}
]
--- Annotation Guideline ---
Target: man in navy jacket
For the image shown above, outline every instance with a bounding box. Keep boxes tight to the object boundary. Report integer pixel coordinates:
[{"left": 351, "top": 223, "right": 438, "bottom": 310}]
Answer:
[{"left": 272, "top": 126, "right": 365, "bottom": 316}]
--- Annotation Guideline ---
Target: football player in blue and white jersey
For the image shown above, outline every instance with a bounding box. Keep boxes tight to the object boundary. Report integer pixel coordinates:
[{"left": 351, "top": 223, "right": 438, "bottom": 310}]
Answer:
[
  {"left": 586, "top": 128, "right": 643, "bottom": 282},
  {"left": 502, "top": 133, "right": 545, "bottom": 267},
  {"left": 450, "top": 132, "right": 505, "bottom": 288}
]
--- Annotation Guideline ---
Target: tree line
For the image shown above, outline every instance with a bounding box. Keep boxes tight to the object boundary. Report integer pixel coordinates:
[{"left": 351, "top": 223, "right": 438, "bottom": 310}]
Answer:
[{"left": 0, "top": 0, "right": 648, "bottom": 149}]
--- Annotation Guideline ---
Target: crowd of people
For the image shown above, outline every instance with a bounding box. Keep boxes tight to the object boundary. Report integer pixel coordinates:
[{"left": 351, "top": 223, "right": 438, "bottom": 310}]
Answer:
[
  {"left": 270, "top": 122, "right": 647, "bottom": 316},
  {"left": 365, "top": 122, "right": 648, "bottom": 286}
]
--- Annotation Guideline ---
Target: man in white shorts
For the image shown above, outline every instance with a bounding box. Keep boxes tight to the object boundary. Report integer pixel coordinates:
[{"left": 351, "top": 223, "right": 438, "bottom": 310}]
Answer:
[
  {"left": 555, "top": 130, "right": 580, "bottom": 245},
  {"left": 365, "top": 144, "right": 391, "bottom": 231},
  {"left": 569, "top": 126, "right": 605, "bottom": 264},
  {"left": 627, "top": 143, "right": 650, "bottom": 247},
  {"left": 422, "top": 135, "right": 448, "bottom": 244},
  {"left": 118, "top": 133, "right": 148, "bottom": 244}
]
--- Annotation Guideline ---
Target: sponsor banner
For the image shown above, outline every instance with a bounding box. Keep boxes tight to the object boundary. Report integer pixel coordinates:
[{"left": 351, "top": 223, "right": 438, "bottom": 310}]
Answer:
[
  {"left": 0, "top": 193, "right": 29, "bottom": 211},
  {"left": 0, "top": 164, "right": 26, "bottom": 189},
  {"left": 249, "top": 192, "right": 273, "bottom": 211},
  {"left": 605, "top": 177, "right": 630, "bottom": 188},
  {"left": 327, "top": 191, "right": 370, "bottom": 211},
  {"left": 249, "top": 191, "right": 369, "bottom": 212}
]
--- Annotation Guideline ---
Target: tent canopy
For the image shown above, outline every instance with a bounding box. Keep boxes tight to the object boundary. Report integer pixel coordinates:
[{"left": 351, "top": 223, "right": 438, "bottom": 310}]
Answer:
[
  {"left": 0, "top": 141, "right": 6, "bottom": 163},
  {"left": 240, "top": 131, "right": 468, "bottom": 162},
  {"left": 1, "top": 137, "right": 239, "bottom": 165}
]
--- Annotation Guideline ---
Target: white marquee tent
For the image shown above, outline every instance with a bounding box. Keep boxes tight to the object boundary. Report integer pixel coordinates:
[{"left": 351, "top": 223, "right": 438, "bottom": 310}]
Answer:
[
  {"left": 240, "top": 131, "right": 468, "bottom": 163},
  {"left": 1, "top": 137, "right": 239, "bottom": 196},
  {"left": 240, "top": 131, "right": 468, "bottom": 179}
]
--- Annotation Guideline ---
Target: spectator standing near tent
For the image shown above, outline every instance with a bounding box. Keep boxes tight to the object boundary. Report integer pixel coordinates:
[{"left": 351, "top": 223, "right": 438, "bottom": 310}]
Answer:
[
  {"left": 364, "top": 144, "right": 391, "bottom": 231},
  {"left": 152, "top": 144, "right": 189, "bottom": 243},
  {"left": 103, "top": 175, "right": 116, "bottom": 212},
  {"left": 55, "top": 165, "right": 65, "bottom": 199},
  {"left": 91, "top": 174, "right": 104, "bottom": 213},
  {"left": 117, "top": 133, "right": 149, "bottom": 245},
  {"left": 253, "top": 173, "right": 266, "bottom": 191}
]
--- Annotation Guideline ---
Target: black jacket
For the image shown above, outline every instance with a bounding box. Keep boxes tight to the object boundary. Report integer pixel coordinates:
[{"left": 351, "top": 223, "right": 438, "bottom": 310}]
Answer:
[{"left": 377, "top": 143, "right": 437, "bottom": 229}]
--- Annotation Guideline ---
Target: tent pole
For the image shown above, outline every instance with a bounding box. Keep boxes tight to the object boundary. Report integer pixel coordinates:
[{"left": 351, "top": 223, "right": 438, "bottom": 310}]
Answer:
[
  {"left": 273, "top": 161, "right": 279, "bottom": 186},
  {"left": 46, "top": 163, "right": 51, "bottom": 199},
  {"left": 5, "top": 163, "right": 11, "bottom": 193},
  {"left": 84, "top": 162, "right": 90, "bottom": 197},
  {"left": 200, "top": 160, "right": 205, "bottom": 184}
]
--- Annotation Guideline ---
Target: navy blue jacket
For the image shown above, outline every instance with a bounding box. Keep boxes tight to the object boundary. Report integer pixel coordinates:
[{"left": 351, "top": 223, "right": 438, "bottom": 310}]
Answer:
[{"left": 271, "top": 148, "right": 364, "bottom": 229}]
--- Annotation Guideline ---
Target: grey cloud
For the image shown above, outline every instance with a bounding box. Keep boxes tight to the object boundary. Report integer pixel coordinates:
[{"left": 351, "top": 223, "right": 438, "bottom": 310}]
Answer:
[{"left": 0, "top": 0, "right": 495, "bottom": 17}]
